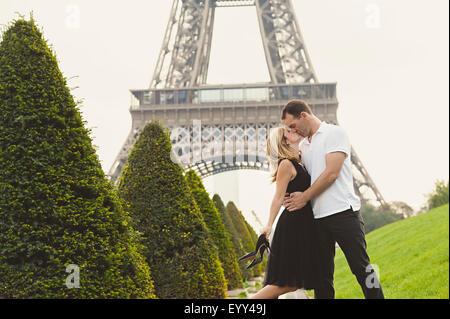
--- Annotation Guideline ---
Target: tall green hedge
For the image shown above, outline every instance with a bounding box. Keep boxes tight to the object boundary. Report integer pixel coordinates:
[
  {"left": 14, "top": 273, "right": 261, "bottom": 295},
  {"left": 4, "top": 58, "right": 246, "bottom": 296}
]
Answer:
[
  {"left": 116, "top": 120, "right": 227, "bottom": 299},
  {"left": 213, "top": 196, "right": 259, "bottom": 280},
  {"left": 0, "top": 17, "right": 155, "bottom": 298},
  {"left": 244, "top": 219, "right": 266, "bottom": 276},
  {"left": 185, "top": 170, "right": 242, "bottom": 290},
  {"left": 427, "top": 180, "right": 449, "bottom": 210},
  {"left": 227, "top": 202, "right": 262, "bottom": 277},
  {"left": 212, "top": 194, "right": 249, "bottom": 282}
]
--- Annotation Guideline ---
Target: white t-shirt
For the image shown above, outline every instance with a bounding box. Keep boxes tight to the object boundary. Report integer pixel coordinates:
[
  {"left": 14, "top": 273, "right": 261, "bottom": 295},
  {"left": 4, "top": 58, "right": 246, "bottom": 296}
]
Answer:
[{"left": 299, "top": 122, "right": 361, "bottom": 219}]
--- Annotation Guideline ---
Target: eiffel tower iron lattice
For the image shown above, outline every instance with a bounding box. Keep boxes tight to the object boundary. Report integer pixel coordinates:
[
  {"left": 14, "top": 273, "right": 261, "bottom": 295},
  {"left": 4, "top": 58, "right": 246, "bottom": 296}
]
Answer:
[{"left": 107, "top": 0, "right": 386, "bottom": 206}]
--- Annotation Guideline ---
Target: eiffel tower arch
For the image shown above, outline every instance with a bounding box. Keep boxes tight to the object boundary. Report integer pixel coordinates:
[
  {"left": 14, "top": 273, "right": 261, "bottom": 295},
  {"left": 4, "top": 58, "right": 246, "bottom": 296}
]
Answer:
[{"left": 107, "top": 0, "right": 386, "bottom": 206}]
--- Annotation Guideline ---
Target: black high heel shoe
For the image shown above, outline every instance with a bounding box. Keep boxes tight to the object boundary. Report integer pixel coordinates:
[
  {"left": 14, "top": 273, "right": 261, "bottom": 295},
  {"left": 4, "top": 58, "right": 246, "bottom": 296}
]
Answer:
[
  {"left": 246, "top": 244, "right": 268, "bottom": 269},
  {"left": 238, "top": 234, "right": 270, "bottom": 263}
]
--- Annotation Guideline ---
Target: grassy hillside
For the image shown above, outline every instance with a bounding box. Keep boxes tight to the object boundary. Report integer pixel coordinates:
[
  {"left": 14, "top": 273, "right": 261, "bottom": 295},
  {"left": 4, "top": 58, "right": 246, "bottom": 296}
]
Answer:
[
  {"left": 330, "top": 204, "right": 449, "bottom": 299},
  {"left": 306, "top": 204, "right": 449, "bottom": 298}
]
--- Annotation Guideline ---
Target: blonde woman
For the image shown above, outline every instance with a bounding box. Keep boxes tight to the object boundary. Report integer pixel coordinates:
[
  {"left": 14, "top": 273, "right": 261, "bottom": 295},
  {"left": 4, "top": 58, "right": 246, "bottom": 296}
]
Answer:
[{"left": 250, "top": 126, "right": 319, "bottom": 299}]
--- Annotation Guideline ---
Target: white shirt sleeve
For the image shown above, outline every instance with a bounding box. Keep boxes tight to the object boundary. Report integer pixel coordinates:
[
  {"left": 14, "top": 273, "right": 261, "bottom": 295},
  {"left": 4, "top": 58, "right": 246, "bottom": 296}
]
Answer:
[{"left": 325, "top": 126, "right": 351, "bottom": 156}]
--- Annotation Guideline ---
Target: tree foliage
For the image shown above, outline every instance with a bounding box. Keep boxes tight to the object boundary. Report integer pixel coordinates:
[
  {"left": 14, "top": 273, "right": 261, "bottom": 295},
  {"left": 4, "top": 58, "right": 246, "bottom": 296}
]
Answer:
[
  {"left": 213, "top": 194, "right": 249, "bottom": 283},
  {"left": 427, "top": 180, "right": 449, "bottom": 210},
  {"left": 0, "top": 17, "right": 155, "bottom": 298},
  {"left": 225, "top": 201, "right": 261, "bottom": 278},
  {"left": 244, "top": 219, "right": 265, "bottom": 276},
  {"left": 116, "top": 120, "right": 227, "bottom": 298},
  {"left": 185, "top": 170, "right": 243, "bottom": 290},
  {"left": 360, "top": 203, "right": 404, "bottom": 234},
  {"left": 389, "top": 201, "right": 415, "bottom": 218}
]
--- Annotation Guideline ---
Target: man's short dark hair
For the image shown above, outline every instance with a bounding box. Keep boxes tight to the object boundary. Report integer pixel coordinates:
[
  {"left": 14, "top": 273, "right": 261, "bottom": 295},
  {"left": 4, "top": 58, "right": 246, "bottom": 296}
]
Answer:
[{"left": 281, "top": 99, "right": 313, "bottom": 120}]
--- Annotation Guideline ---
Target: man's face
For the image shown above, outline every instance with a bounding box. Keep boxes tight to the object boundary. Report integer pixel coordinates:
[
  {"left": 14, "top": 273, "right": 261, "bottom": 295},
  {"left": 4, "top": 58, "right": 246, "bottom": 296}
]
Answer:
[{"left": 283, "top": 113, "right": 309, "bottom": 137}]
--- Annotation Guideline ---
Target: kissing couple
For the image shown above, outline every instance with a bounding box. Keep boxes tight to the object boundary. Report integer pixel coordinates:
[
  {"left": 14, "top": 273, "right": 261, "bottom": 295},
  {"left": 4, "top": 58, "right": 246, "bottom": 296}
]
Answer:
[{"left": 248, "top": 99, "right": 385, "bottom": 299}]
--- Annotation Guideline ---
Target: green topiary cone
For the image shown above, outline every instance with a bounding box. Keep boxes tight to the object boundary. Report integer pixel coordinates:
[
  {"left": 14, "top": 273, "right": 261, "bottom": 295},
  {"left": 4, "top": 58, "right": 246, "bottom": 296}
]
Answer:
[
  {"left": 185, "top": 170, "right": 243, "bottom": 290},
  {"left": 117, "top": 120, "right": 227, "bottom": 299},
  {"left": 0, "top": 17, "right": 155, "bottom": 298}
]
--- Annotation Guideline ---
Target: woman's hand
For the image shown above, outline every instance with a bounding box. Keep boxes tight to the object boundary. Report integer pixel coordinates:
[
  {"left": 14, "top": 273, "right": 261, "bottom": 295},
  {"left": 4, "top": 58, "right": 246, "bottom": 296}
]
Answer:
[{"left": 261, "top": 225, "right": 272, "bottom": 241}]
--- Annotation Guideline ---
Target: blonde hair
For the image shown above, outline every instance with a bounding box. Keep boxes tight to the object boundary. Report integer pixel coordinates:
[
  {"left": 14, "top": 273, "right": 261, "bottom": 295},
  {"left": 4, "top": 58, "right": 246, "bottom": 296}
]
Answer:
[{"left": 266, "top": 126, "right": 301, "bottom": 183}]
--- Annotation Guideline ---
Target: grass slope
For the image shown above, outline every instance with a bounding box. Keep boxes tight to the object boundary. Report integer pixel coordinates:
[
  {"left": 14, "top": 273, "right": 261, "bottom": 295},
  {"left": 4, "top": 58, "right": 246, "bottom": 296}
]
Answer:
[{"left": 332, "top": 204, "right": 449, "bottom": 299}]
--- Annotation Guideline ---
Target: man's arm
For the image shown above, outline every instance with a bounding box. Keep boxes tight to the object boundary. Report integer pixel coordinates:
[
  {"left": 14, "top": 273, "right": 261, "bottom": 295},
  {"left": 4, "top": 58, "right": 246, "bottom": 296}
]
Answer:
[
  {"left": 303, "top": 151, "right": 346, "bottom": 200},
  {"left": 283, "top": 151, "right": 346, "bottom": 211}
]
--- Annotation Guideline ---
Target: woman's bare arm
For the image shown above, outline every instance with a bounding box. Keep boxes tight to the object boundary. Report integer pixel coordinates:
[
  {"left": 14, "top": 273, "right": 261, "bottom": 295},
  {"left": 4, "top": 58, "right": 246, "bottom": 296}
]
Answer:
[{"left": 262, "top": 160, "right": 294, "bottom": 238}]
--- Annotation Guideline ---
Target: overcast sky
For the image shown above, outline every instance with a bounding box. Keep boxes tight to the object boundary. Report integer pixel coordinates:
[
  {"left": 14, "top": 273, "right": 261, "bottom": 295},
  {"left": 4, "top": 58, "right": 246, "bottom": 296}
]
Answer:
[{"left": 1, "top": 0, "right": 448, "bottom": 230}]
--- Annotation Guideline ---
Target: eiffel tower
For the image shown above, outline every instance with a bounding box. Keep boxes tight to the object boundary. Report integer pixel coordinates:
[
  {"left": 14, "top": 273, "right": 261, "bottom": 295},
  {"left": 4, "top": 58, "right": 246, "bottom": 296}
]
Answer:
[{"left": 107, "top": 0, "right": 386, "bottom": 206}]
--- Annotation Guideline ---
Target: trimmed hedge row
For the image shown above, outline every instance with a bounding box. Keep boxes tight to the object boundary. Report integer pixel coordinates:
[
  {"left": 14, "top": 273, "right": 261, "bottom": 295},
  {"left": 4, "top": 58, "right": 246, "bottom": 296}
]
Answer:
[
  {"left": 116, "top": 120, "right": 227, "bottom": 298},
  {"left": 244, "top": 219, "right": 266, "bottom": 276},
  {"left": 185, "top": 170, "right": 243, "bottom": 290},
  {"left": 213, "top": 195, "right": 261, "bottom": 280},
  {"left": 0, "top": 16, "right": 263, "bottom": 298},
  {"left": 225, "top": 201, "right": 263, "bottom": 278}
]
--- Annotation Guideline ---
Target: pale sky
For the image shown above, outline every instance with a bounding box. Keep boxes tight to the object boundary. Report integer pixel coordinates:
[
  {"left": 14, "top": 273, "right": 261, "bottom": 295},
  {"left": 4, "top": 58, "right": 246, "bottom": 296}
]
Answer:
[{"left": 1, "top": 0, "right": 448, "bottom": 231}]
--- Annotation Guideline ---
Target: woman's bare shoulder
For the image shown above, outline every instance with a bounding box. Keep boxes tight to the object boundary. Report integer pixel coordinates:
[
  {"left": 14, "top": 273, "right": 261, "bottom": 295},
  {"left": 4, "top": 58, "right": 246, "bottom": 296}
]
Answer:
[{"left": 277, "top": 158, "right": 296, "bottom": 175}]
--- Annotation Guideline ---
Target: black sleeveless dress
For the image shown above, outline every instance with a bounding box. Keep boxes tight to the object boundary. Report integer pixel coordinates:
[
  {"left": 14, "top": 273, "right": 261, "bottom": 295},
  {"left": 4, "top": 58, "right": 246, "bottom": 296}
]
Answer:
[{"left": 263, "top": 158, "right": 319, "bottom": 290}]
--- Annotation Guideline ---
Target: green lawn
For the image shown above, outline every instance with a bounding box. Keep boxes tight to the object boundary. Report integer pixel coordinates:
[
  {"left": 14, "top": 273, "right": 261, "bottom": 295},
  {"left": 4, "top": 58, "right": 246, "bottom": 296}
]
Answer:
[{"left": 308, "top": 204, "right": 449, "bottom": 299}]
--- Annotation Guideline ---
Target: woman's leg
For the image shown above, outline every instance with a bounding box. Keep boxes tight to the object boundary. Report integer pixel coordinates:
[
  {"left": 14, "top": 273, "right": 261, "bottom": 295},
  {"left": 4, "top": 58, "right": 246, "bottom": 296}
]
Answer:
[{"left": 250, "top": 285, "right": 297, "bottom": 299}]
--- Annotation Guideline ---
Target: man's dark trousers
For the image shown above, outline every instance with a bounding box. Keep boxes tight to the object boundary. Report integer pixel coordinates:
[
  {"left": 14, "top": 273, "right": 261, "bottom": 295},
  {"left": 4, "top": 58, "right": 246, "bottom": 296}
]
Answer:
[{"left": 313, "top": 208, "right": 385, "bottom": 299}]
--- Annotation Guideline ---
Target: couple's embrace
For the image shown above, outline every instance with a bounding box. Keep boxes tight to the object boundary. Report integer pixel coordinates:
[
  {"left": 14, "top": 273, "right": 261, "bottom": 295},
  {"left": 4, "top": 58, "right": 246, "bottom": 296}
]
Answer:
[{"left": 247, "top": 100, "right": 384, "bottom": 299}]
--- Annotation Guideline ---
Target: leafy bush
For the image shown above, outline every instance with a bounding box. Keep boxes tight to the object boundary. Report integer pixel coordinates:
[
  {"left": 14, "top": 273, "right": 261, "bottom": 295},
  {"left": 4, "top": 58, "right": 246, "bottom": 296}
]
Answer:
[
  {"left": 116, "top": 120, "right": 227, "bottom": 298},
  {"left": 185, "top": 170, "right": 243, "bottom": 290},
  {"left": 0, "top": 17, "right": 155, "bottom": 298},
  {"left": 389, "top": 201, "right": 415, "bottom": 218},
  {"left": 213, "top": 194, "right": 250, "bottom": 283},
  {"left": 225, "top": 201, "right": 261, "bottom": 278},
  {"left": 360, "top": 203, "right": 404, "bottom": 234},
  {"left": 237, "top": 291, "right": 248, "bottom": 299},
  {"left": 244, "top": 219, "right": 265, "bottom": 276},
  {"left": 427, "top": 180, "right": 449, "bottom": 210}
]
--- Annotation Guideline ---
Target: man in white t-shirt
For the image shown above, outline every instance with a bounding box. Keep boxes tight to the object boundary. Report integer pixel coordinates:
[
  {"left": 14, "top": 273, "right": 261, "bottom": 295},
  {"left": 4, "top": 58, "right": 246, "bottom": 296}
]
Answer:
[{"left": 281, "top": 99, "right": 384, "bottom": 299}]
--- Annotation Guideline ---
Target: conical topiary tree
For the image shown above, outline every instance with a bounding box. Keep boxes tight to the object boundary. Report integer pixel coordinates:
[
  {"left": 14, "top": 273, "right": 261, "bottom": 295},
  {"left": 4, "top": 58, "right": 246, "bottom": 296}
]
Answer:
[
  {"left": 116, "top": 120, "right": 227, "bottom": 299},
  {"left": 225, "top": 201, "right": 262, "bottom": 278},
  {"left": 213, "top": 194, "right": 249, "bottom": 283},
  {"left": 237, "top": 204, "right": 264, "bottom": 277},
  {"left": 185, "top": 170, "right": 242, "bottom": 290},
  {"left": 244, "top": 219, "right": 266, "bottom": 276},
  {"left": 0, "top": 17, "right": 155, "bottom": 298}
]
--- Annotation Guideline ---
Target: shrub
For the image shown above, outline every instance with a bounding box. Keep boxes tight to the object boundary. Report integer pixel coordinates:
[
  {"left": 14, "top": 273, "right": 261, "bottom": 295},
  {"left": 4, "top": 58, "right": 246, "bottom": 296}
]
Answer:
[
  {"left": 360, "top": 203, "right": 404, "bottom": 234},
  {"left": 225, "top": 201, "right": 261, "bottom": 278},
  {"left": 389, "top": 201, "right": 415, "bottom": 218},
  {"left": 244, "top": 219, "right": 266, "bottom": 276},
  {"left": 185, "top": 170, "right": 243, "bottom": 290},
  {"left": 116, "top": 120, "right": 227, "bottom": 298},
  {"left": 0, "top": 17, "right": 155, "bottom": 298},
  {"left": 427, "top": 180, "right": 449, "bottom": 210},
  {"left": 237, "top": 291, "right": 248, "bottom": 299},
  {"left": 213, "top": 194, "right": 250, "bottom": 283}
]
